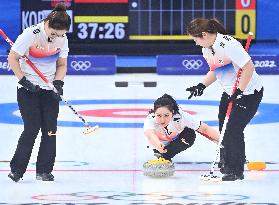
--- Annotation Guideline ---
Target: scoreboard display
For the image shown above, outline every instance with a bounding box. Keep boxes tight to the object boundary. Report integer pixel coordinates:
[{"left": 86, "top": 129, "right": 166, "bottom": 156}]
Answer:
[
  {"left": 21, "top": 0, "right": 256, "bottom": 42},
  {"left": 73, "top": 0, "right": 128, "bottom": 41},
  {"left": 72, "top": 0, "right": 256, "bottom": 41}
]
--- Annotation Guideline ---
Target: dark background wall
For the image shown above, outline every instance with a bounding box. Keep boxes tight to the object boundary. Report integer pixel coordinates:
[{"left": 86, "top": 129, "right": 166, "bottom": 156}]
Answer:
[{"left": 0, "top": 0, "right": 278, "bottom": 55}]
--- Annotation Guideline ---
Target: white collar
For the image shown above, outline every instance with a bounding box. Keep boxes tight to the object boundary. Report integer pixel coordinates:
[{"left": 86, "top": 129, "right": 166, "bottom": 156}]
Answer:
[{"left": 38, "top": 21, "right": 49, "bottom": 40}]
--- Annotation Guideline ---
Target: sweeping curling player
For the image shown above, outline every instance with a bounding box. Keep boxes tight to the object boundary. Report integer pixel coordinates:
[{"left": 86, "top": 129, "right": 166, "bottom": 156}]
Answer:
[
  {"left": 200, "top": 32, "right": 252, "bottom": 182},
  {"left": 200, "top": 32, "right": 265, "bottom": 182},
  {"left": 0, "top": 28, "right": 98, "bottom": 135}
]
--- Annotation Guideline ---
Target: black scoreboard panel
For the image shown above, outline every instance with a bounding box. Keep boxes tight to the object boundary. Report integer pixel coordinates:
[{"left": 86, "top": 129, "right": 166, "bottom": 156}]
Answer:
[
  {"left": 72, "top": 0, "right": 256, "bottom": 42},
  {"left": 73, "top": 0, "right": 129, "bottom": 41},
  {"left": 21, "top": 0, "right": 256, "bottom": 46},
  {"left": 129, "top": 0, "right": 236, "bottom": 39}
]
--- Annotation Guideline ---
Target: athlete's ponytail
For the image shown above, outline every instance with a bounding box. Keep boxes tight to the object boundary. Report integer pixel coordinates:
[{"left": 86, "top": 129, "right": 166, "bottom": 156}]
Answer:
[
  {"left": 44, "top": 2, "right": 71, "bottom": 31},
  {"left": 187, "top": 18, "right": 226, "bottom": 37}
]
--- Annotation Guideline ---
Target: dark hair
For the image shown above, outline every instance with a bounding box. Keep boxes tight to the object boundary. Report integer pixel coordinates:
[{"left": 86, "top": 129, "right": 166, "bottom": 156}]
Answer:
[
  {"left": 187, "top": 18, "right": 226, "bottom": 37},
  {"left": 44, "top": 2, "right": 71, "bottom": 31},
  {"left": 150, "top": 94, "right": 179, "bottom": 115}
]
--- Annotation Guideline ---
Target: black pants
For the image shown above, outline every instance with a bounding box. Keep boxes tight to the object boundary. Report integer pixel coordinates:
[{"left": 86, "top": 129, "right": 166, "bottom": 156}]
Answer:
[
  {"left": 218, "top": 87, "right": 263, "bottom": 175},
  {"left": 154, "top": 127, "right": 196, "bottom": 160},
  {"left": 10, "top": 87, "right": 59, "bottom": 177}
]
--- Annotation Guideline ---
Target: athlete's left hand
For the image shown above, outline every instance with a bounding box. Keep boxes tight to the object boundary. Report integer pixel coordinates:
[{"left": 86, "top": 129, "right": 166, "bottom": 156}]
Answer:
[
  {"left": 52, "top": 80, "right": 64, "bottom": 101},
  {"left": 186, "top": 83, "right": 206, "bottom": 99},
  {"left": 229, "top": 88, "right": 243, "bottom": 104}
]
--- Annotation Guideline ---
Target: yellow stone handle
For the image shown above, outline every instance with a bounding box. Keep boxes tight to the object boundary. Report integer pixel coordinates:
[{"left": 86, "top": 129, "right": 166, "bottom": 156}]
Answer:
[{"left": 147, "top": 157, "right": 171, "bottom": 165}]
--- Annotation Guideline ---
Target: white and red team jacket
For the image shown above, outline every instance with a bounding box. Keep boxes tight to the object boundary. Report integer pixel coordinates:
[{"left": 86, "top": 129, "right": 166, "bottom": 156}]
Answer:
[
  {"left": 11, "top": 22, "right": 69, "bottom": 90},
  {"left": 202, "top": 33, "right": 262, "bottom": 95},
  {"left": 144, "top": 108, "right": 201, "bottom": 143}
]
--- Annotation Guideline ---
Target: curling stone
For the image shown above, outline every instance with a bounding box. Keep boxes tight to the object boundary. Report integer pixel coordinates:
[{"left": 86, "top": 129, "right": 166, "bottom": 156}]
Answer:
[{"left": 143, "top": 157, "right": 175, "bottom": 177}]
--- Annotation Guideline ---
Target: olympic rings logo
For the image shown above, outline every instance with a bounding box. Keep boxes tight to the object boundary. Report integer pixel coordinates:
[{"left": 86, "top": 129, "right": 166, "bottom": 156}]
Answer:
[
  {"left": 182, "top": 59, "right": 203, "bottom": 70},
  {"left": 70, "top": 60, "right": 91, "bottom": 71},
  {"left": 32, "top": 191, "right": 250, "bottom": 202}
]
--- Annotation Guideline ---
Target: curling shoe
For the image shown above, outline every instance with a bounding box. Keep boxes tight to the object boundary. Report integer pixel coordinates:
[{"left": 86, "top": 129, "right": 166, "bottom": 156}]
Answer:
[
  {"left": 36, "top": 173, "right": 54, "bottom": 181},
  {"left": 8, "top": 172, "right": 22, "bottom": 182},
  {"left": 220, "top": 166, "right": 232, "bottom": 174},
  {"left": 222, "top": 173, "right": 244, "bottom": 181}
]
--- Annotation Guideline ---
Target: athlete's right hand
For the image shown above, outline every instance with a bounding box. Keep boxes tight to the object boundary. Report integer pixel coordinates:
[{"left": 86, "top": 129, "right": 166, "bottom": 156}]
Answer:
[
  {"left": 186, "top": 83, "right": 206, "bottom": 99},
  {"left": 156, "top": 144, "right": 167, "bottom": 154},
  {"left": 52, "top": 80, "right": 64, "bottom": 101},
  {"left": 18, "top": 76, "right": 40, "bottom": 93}
]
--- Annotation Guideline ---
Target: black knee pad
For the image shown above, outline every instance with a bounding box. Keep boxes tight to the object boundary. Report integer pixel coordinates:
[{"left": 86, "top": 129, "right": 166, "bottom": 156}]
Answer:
[
  {"left": 182, "top": 127, "right": 196, "bottom": 147},
  {"left": 162, "top": 127, "right": 196, "bottom": 160}
]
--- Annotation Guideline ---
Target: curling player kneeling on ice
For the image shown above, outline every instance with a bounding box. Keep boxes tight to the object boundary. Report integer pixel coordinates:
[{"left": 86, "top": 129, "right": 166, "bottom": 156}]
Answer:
[{"left": 142, "top": 94, "right": 220, "bottom": 177}]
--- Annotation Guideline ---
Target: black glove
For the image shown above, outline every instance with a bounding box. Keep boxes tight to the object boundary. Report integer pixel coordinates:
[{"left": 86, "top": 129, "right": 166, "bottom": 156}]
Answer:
[
  {"left": 52, "top": 80, "right": 64, "bottom": 101},
  {"left": 229, "top": 88, "right": 243, "bottom": 104},
  {"left": 186, "top": 83, "right": 206, "bottom": 99},
  {"left": 18, "top": 76, "right": 40, "bottom": 92}
]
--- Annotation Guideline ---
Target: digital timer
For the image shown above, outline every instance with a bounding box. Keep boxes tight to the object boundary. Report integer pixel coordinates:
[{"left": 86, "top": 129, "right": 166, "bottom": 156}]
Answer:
[
  {"left": 76, "top": 23, "right": 126, "bottom": 40},
  {"left": 72, "top": 0, "right": 129, "bottom": 41}
]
